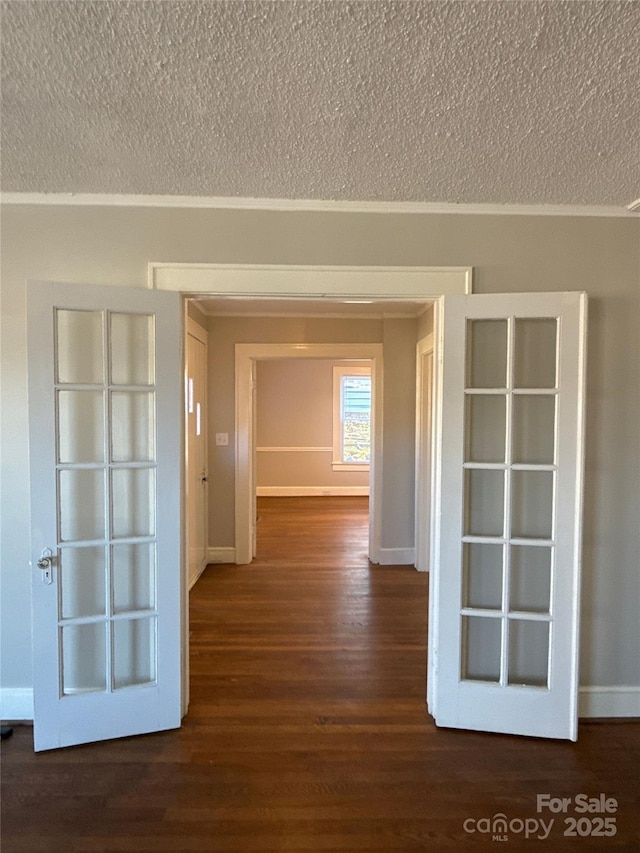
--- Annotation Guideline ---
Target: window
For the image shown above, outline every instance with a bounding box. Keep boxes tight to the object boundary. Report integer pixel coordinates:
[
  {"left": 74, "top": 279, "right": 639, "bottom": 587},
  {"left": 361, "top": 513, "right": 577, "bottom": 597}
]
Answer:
[{"left": 333, "top": 365, "right": 372, "bottom": 470}]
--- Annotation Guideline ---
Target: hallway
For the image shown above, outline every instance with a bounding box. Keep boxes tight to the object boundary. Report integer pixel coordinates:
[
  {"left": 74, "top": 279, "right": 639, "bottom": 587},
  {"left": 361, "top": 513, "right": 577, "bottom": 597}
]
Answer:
[{"left": 189, "top": 495, "right": 430, "bottom": 721}]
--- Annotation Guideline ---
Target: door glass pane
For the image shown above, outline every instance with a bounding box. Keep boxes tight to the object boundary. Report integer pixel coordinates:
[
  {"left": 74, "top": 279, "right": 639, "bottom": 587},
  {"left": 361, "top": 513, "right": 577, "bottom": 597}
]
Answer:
[
  {"left": 110, "top": 314, "right": 154, "bottom": 386},
  {"left": 514, "top": 319, "right": 557, "bottom": 389},
  {"left": 466, "top": 320, "right": 508, "bottom": 388},
  {"left": 511, "top": 471, "right": 554, "bottom": 539},
  {"left": 465, "top": 395, "right": 506, "bottom": 463},
  {"left": 463, "top": 543, "right": 503, "bottom": 609},
  {"left": 512, "top": 395, "right": 556, "bottom": 464},
  {"left": 508, "top": 619, "right": 549, "bottom": 687},
  {"left": 462, "top": 616, "right": 501, "bottom": 682},
  {"left": 111, "top": 392, "right": 155, "bottom": 462},
  {"left": 112, "top": 468, "right": 155, "bottom": 538},
  {"left": 113, "top": 543, "right": 156, "bottom": 613},
  {"left": 510, "top": 546, "right": 552, "bottom": 613},
  {"left": 60, "top": 547, "right": 106, "bottom": 619},
  {"left": 57, "top": 390, "right": 105, "bottom": 464},
  {"left": 113, "top": 617, "right": 156, "bottom": 689},
  {"left": 56, "top": 310, "right": 104, "bottom": 385},
  {"left": 62, "top": 622, "right": 107, "bottom": 695},
  {"left": 59, "top": 469, "right": 105, "bottom": 542},
  {"left": 465, "top": 469, "right": 504, "bottom": 536}
]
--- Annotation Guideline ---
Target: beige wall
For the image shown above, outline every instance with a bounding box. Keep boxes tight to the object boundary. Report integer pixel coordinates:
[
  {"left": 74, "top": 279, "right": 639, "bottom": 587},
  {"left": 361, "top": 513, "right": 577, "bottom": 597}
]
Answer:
[
  {"left": 381, "top": 318, "right": 419, "bottom": 548},
  {"left": 255, "top": 359, "right": 370, "bottom": 491},
  {"left": 1, "top": 204, "right": 638, "bottom": 696},
  {"left": 205, "top": 315, "right": 412, "bottom": 546}
]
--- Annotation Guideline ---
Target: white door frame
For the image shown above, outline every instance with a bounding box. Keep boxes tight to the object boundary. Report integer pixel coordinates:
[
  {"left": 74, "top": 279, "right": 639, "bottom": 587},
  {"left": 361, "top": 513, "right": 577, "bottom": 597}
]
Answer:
[
  {"left": 235, "top": 343, "right": 384, "bottom": 565},
  {"left": 415, "top": 332, "right": 434, "bottom": 573},
  {"left": 151, "top": 263, "right": 472, "bottom": 706}
]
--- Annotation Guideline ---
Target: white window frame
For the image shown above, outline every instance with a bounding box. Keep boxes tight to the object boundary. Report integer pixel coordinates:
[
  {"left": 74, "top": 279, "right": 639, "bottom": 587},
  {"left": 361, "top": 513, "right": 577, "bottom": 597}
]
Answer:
[{"left": 332, "top": 365, "right": 372, "bottom": 471}]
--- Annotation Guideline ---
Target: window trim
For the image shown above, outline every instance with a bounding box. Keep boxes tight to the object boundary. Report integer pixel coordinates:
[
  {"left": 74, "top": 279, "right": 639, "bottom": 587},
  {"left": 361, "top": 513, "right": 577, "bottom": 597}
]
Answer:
[{"left": 332, "top": 365, "right": 372, "bottom": 471}]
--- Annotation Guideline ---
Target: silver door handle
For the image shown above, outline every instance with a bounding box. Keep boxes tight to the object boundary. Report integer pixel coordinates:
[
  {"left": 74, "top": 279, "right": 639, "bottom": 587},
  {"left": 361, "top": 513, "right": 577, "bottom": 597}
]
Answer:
[{"left": 37, "top": 548, "right": 54, "bottom": 569}]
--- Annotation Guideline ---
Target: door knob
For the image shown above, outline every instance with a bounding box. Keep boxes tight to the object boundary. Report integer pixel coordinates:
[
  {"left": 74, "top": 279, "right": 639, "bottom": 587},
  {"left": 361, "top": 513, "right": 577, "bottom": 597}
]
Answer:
[
  {"left": 36, "top": 548, "right": 54, "bottom": 569},
  {"left": 36, "top": 548, "right": 54, "bottom": 585}
]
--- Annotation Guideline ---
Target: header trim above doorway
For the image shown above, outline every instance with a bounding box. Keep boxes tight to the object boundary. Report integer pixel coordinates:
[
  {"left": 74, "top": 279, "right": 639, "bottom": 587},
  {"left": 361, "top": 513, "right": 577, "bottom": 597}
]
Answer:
[{"left": 148, "top": 263, "right": 473, "bottom": 298}]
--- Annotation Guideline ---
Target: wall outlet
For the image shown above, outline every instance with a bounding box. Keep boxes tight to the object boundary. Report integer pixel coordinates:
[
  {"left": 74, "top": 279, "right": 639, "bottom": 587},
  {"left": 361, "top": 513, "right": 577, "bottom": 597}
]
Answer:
[{"left": 215, "top": 433, "right": 229, "bottom": 446}]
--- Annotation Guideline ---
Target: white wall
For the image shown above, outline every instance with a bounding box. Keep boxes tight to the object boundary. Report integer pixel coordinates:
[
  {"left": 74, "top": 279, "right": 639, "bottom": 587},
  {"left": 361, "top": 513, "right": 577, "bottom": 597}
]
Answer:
[{"left": 1, "top": 204, "right": 638, "bottom": 711}]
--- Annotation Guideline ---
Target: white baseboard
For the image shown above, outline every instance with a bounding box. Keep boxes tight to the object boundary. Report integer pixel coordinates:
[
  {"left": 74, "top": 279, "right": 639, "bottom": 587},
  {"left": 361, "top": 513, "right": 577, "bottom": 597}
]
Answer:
[
  {"left": 188, "top": 560, "right": 209, "bottom": 590},
  {"left": 257, "top": 486, "right": 370, "bottom": 497},
  {"left": 0, "top": 688, "right": 34, "bottom": 721},
  {"left": 579, "top": 686, "right": 640, "bottom": 718},
  {"left": 206, "top": 547, "right": 236, "bottom": 564},
  {"left": 372, "top": 547, "right": 416, "bottom": 566}
]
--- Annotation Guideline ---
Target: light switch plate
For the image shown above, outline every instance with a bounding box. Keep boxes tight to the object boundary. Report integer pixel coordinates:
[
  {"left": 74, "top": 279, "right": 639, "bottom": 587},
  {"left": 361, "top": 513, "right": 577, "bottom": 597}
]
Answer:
[{"left": 215, "top": 432, "right": 229, "bottom": 446}]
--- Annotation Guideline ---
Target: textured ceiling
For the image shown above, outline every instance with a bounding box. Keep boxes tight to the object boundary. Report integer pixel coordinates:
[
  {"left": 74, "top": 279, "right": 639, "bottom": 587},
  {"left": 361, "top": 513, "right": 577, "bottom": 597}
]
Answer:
[{"left": 1, "top": 1, "right": 639, "bottom": 207}]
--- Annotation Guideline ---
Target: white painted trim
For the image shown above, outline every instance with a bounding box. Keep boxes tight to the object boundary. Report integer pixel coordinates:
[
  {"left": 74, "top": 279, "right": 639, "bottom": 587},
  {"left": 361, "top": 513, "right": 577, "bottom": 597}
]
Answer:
[
  {"left": 415, "top": 334, "right": 434, "bottom": 574},
  {"left": 372, "top": 547, "right": 416, "bottom": 566},
  {"left": 257, "top": 486, "right": 369, "bottom": 497},
  {"left": 579, "top": 687, "right": 640, "bottom": 718},
  {"left": 206, "top": 547, "right": 236, "bottom": 564},
  {"left": 188, "top": 560, "right": 209, "bottom": 590},
  {"left": 256, "top": 446, "right": 333, "bottom": 453},
  {"left": 427, "top": 300, "right": 444, "bottom": 715},
  {"left": 150, "top": 263, "right": 473, "bottom": 297},
  {"left": 1, "top": 192, "right": 635, "bottom": 218},
  {"left": 0, "top": 688, "right": 34, "bottom": 722}
]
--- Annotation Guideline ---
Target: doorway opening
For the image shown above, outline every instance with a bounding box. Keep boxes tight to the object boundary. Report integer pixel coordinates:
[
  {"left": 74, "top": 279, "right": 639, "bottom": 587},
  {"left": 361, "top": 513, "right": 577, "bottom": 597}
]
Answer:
[
  {"left": 235, "top": 343, "right": 384, "bottom": 565},
  {"left": 178, "top": 285, "right": 452, "bottom": 720},
  {"left": 253, "top": 355, "right": 373, "bottom": 564}
]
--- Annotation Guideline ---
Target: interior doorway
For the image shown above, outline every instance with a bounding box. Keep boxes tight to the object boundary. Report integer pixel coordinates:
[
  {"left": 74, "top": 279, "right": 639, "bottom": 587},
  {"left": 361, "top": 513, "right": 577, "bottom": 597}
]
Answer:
[
  {"left": 235, "top": 342, "right": 384, "bottom": 565},
  {"left": 253, "top": 355, "right": 372, "bottom": 563}
]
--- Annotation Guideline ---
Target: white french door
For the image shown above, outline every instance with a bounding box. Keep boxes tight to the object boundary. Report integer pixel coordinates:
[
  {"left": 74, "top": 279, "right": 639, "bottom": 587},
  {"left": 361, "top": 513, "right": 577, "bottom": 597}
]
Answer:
[
  {"left": 429, "top": 292, "right": 587, "bottom": 740},
  {"left": 28, "top": 282, "right": 182, "bottom": 751}
]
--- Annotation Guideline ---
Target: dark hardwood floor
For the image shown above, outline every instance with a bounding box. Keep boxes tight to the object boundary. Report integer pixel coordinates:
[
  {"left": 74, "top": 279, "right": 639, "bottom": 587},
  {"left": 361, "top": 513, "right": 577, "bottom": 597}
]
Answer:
[{"left": 2, "top": 497, "right": 639, "bottom": 851}]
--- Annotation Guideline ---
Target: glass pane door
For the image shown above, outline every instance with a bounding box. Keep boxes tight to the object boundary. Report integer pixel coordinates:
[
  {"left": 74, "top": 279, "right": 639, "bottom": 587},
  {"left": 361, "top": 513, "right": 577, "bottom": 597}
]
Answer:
[
  {"left": 461, "top": 316, "right": 557, "bottom": 690},
  {"left": 29, "top": 282, "right": 182, "bottom": 751},
  {"left": 431, "top": 292, "right": 587, "bottom": 741},
  {"left": 55, "top": 309, "right": 158, "bottom": 696}
]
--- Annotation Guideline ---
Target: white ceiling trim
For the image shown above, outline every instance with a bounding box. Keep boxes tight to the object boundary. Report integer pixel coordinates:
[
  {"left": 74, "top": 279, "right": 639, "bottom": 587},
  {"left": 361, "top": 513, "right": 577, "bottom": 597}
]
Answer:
[{"left": 1, "top": 193, "right": 636, "bottom": 218}]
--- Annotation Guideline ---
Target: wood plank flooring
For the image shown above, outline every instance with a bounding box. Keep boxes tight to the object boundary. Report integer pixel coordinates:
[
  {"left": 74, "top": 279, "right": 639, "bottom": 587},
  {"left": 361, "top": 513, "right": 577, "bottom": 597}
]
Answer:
[{"left": 2, "top": 497, "right": 639, "bottom": 851}]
